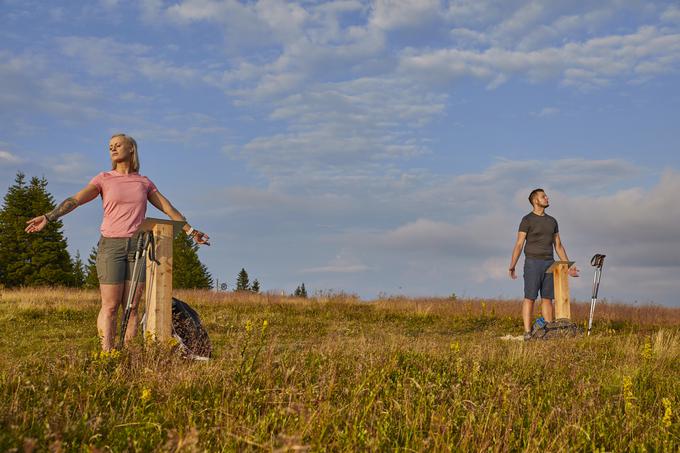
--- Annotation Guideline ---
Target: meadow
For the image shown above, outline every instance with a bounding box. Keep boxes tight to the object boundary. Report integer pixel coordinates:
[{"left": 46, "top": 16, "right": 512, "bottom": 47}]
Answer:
[{"left": 1, "top": 288, "right": 678, "bottom": 452}]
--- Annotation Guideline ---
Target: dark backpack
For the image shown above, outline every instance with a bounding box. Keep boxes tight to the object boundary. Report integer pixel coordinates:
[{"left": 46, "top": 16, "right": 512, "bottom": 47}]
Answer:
[
  {"left": 172, "top": 297, "right": 212, "bottom": 360},
  {"left": 531, "top": 318, "right": 582, "bottom": 340}
]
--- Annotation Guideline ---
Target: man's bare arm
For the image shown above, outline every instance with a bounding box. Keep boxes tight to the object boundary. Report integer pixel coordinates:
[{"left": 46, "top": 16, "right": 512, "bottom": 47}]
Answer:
[
  {"left": 554, "top": 233, "right": 579, "bottom": 276},
  {"left": 509, "top": 231, "right": 527, "bottom": 279},
  {"left": 553, "top": 233, "right": 569, "bottom": 261}
]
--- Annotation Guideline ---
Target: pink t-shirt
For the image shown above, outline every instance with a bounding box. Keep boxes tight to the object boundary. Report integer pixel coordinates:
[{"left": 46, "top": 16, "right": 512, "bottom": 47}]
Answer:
[{"left": 88, "top": 170, "right": 158, "bottom": 238}]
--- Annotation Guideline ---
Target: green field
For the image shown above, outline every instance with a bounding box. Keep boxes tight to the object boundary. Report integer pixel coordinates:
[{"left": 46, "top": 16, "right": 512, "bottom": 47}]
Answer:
[{"left": 1, "top": 288, "right": 678, "bottom": 451}]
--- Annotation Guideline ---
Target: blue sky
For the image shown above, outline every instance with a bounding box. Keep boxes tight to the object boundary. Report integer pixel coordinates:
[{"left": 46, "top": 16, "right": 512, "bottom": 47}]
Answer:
[{"left": 1, "top": 0, "right": 679, "bottom": 305}]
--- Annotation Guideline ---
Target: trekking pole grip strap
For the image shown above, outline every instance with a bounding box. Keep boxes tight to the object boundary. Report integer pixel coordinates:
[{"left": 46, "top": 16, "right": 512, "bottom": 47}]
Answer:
[{"left": 591, "top": 254, "right": 606, "bottom": 268}]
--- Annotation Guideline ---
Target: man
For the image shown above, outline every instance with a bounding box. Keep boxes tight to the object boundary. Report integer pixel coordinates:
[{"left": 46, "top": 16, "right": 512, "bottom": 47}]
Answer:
[{"left": 509, "top": 188, "right": 578, "bottom": 340}]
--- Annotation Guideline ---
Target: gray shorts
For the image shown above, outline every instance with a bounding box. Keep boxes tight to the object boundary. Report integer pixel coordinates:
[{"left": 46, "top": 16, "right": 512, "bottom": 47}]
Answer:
[
  {"left": 523, "top": 258, "right": 554, "bottom": 300},
  {"left": 96, "top": 235, "right": 147, "bottom": 285}
]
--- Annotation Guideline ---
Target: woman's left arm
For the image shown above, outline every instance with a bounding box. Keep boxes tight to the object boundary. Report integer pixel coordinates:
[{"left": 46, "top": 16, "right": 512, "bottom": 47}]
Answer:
[{"left": 148, "top": 191, "right": 210, "bottom": 245}]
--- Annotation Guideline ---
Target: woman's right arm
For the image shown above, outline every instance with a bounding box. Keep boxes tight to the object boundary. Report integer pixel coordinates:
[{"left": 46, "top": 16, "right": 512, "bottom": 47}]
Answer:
[{"left": 25, "top": 184, "right": 100, "bottom": 234}]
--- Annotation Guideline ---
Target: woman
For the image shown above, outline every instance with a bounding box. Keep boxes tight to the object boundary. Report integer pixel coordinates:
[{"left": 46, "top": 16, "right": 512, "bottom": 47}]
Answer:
[{"left": 25, "top": 133, "right": 210, "bottom": 351}]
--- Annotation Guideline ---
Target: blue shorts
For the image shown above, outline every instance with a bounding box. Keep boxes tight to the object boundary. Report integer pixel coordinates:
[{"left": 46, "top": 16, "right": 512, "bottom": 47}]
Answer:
[{"left": 523, "top": 258, "right": 554, "bottom": 300}]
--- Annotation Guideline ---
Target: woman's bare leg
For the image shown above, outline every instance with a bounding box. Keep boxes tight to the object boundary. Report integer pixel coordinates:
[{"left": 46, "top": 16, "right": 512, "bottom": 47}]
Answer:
[{"left": 98, "top": 283, "right": 125, "bottom": 351}]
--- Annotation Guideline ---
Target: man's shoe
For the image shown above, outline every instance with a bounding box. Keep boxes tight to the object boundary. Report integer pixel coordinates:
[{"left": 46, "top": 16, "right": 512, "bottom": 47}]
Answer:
[{"left": 523, "top": 331, "right": 532, "bottom": 341}]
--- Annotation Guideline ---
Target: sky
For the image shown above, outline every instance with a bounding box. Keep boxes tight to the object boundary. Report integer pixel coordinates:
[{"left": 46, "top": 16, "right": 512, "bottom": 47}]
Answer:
[{"left": 1, "top": 0, "right": 679, "bottom": 305}]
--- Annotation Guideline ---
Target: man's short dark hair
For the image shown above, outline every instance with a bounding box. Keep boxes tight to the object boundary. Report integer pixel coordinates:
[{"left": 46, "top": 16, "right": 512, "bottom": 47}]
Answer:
[{"left": 529, "top": 188, "right": 544, "bottom": 206}]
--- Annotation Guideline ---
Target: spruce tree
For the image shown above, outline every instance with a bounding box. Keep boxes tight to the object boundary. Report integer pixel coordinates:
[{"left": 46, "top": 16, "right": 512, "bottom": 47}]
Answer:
[
  {"left": 293, "top": 283, "right": 307, "bottom": 298},
  {"left": 250, "top": 279, "right": 260, "bottom": 293},
  {"left": 0, "top": 173, "right": 28, "bottom": 286},
  {"left": 72, "top": 250, "right": 86, "bottom": 287},
  {"left": 173, "top": 232, "right": 213, "bottom": 289},
  {"left": 24, "top": 176, "right": 73, "bottom": 285},
  {"left": 236, "top": 268, "right": 250, "bottom": 291},
  {"left": 84, "top": 246, "right": 99, "bottom": 289},
  {"left": 0, "top": 173, "right": 73, "bottom": 286}
]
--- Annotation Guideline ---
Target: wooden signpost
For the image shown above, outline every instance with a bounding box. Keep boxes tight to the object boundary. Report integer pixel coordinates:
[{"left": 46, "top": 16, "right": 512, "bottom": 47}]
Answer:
[
  {"left": 136, "top": 217, "right": 185, "bottom": 342},
  {"left": 546, "top": 260, "right": 575, "bottom": 320}
]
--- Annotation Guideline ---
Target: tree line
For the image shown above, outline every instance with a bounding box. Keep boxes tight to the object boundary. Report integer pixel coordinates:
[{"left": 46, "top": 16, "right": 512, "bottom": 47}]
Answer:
[
  {"left": 0, "top": 172, "right": 212, "bottom": 289},
  {"left": 228, "top": 268, "right": 307, "bottom": 298}
]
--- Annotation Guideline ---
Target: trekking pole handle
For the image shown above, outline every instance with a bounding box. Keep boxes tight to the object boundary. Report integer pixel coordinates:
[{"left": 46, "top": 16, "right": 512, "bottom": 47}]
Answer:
[
  {"left": 590, "top": 254, "right": 606, "bottom": 269},
  {"left": 135, "top": 233, "right": 145, "bottom": 257},
  {"left": 146, "top": 232, "right": 160, "bottom": 264}
]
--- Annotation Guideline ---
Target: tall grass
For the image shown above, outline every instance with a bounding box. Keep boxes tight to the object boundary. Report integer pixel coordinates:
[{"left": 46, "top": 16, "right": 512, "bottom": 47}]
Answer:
[{"left": 1, "top": 288, "right": 678, "bottom": 451}]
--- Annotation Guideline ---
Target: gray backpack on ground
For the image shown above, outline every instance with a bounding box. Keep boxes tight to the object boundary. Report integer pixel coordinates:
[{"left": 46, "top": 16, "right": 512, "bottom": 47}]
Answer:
[{"left": 530, "top": 318, "right": 582, "bottom": 340}]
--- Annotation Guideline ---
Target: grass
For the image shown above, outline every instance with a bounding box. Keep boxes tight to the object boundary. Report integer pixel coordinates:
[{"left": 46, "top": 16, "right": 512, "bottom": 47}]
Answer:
[{"left": 0, "top": 288, "right": 679, "bottom": 451}]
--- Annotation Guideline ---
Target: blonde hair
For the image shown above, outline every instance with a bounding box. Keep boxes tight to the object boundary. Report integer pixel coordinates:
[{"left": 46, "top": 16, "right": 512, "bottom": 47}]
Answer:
[{"left": 110, "top": 133, "right": 140, "bottom": 172}]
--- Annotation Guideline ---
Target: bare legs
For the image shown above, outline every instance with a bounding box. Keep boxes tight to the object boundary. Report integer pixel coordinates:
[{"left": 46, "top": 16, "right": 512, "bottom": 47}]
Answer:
[
  {"left": 97, "top": 281, "right": 145, "bottom": 351},
  {"left": 522, "top": 298, "right": 554, "bottom": 333}
]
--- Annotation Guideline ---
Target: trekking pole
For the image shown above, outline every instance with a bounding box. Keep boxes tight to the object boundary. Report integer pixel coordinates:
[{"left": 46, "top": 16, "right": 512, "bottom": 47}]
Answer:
[
  {"left": 587, "top": 254, "right": 606, "bottom": 336},
  {"left": 118, "top": 232, "right": 150, "bottom": 349},
  {"left": 140, "top": 232, "right": 159, "bottom": 333}
]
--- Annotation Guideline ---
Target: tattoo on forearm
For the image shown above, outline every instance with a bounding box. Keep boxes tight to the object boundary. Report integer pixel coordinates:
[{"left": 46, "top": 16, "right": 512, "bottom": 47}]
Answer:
[{"left": 45, "top": 197, "right": 79, "bottom": 222}]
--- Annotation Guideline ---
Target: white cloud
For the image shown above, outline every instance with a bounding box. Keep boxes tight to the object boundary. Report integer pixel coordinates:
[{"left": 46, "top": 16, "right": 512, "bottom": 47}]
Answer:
[
  {"left": 559, "top": 169, "right": 680, "bottom": 249},
  {"left": 370, "top": 0, "right": 441, "bottom": 30},
  {"left": 100, "top": 0, "right": 120, "bottom": 9},
  {"left": 166, "top": 0, "right": 236, "bottom": 22},
  {"left": 0, "top": 150, "right": 23, "bottom": 165},
  {"left": 399, "top": 26, "right": 680, "bottom": 89},
  {"left": 371, "top": 217, "right": 506, "bottom": 256},
  {"left": 0, "top": 49, "right": 102, "bottom": 121},
  {"left": 57, "top": 36, "right": 198, "bottom": 84},
  {"left": 48, "top": 153, "right": 98, "bottom": 183},
  {"left": 491, "top": 0, "right": 547, "bottom": 42},
  {"left": 229, "top": 77, "right": 445, "bottom": 186},
  {"left": 451, "top": 158, "right": 640, "bottom": 199},
  {"left": 165, "top": 0, "right": 308, "bottom": 52},
  {"left": 142, "top": 0, "right": 680, "bottom": 101},
  {"left": 535, "top": 106, "right": 560, "bottom": 117},
  {"left": 139, "top": 0, "right": 164, "bottom": 22},
  {"left": 476, "top": 256, "right": 512, "bottom": 283},
  {"left": 450, "top": 27, "right": 491, "bottom": 47},
  {"left": 445, "top": 0, "right": 510, "bottom": 28},
  {"left": 255, "top": 0, "right": 310, "bottom": 40},
  {"left": 49, "top": 7, "right": 65, "bottom": 21},
  {"left": 661, "top": 5, "right": 680, "bottom": 24}
]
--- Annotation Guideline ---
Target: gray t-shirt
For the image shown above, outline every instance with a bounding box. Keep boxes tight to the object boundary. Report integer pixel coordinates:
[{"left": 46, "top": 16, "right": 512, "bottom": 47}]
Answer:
[{"left": 519, "top": 212, "right": 559, "bottom": 260}]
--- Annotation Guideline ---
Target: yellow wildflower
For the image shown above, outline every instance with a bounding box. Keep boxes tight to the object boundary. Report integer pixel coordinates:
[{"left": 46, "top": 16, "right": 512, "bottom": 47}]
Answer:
[
  {"left": 622, "top": 376, "right": 635, "bottom": 414},
  {"left": 141, "top": 388, "right": 152, "bottom": 404},
  {"left": 641, "top": 338, "right": 653, "bottom": 360},
  {"left": 449, "top": 341, "right": 460, "bottom": 354},
  {"left": 662, "top": 398, "right": 673, "bottom": 428}
]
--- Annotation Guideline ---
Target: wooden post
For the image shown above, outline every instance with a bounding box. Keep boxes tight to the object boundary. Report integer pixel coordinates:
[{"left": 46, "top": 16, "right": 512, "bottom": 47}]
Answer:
[
  {"left": 146, "top": 223, "right": 173, "bottom": 341},
  {"left": 546, "top": 261, "right": 575, "bottom": 320},
  {"left": 137, "top": 218, "right": 185, "bottom": 343}
]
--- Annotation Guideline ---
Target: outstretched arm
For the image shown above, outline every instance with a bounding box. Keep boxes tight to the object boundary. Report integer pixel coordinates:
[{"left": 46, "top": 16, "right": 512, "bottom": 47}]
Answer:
[
  {"left": 25, "top": 184, "right": 99, "bottom": 234},
  {"left": 554, "top": 233, "right": 579, "bottom": 276},
  {"left": 508, "top": 231, "right": 526, "bottom": 279},
  {"left": 148, "top": 191, "right": 210, "bottom": 245}
]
